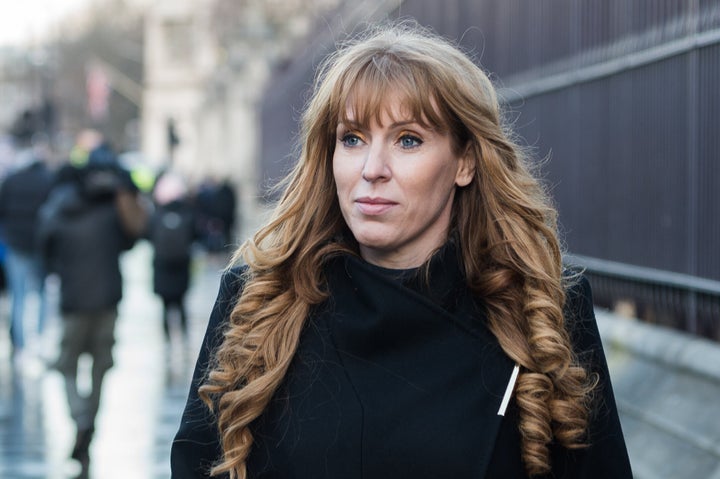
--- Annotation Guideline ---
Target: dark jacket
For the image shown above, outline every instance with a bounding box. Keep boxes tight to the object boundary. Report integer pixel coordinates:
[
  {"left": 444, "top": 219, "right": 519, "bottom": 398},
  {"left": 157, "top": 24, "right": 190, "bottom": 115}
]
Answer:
[
  {"left": 195, "top": 180, "right": 237, "bottom": 252},
  {"left": 149, "top": 198, "right": 197, "bottom": 301},
  {"left": 0, "top": 160, "right": 54, "bottom": 254},
  {"left": 171, "top": 247, "right": 632, "bottom": 478},
  {"left": 37, "top": 164, "right": 136, "bottom": 313}
]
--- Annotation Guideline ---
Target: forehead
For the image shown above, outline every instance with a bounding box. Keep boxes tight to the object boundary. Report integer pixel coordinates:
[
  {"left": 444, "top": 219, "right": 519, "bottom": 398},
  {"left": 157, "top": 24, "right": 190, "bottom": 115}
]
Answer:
[
  {"left": 338, "top": 83, "right": 440, "bottom": 131},
  {"left": 342, "top": 89, "right": 413, "bottom": 123}
]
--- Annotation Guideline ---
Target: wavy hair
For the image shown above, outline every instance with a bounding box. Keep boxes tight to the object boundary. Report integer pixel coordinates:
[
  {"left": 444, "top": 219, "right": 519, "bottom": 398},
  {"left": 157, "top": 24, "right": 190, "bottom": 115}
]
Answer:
[{"left": 199, "top": 21, "right": 596, "bottom": 478}]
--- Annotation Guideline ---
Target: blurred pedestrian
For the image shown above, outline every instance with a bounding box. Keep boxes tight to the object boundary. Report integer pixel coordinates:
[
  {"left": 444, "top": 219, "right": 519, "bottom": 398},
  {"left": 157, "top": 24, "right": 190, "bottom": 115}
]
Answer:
[
  {"left": 148, "top": 171, "right": 197, "bottom": 343},
  {"left": 37, "top": 140, "right": 147, "bottom": 467},
  {"left": 195, "top": 176, "right": 237, "bottom": 254},
  {"left": 0, "top": 135, "right": 54, "bottom": 360},
  {"left": 214, "top": 179, "right": 237, "bottom": 248}
]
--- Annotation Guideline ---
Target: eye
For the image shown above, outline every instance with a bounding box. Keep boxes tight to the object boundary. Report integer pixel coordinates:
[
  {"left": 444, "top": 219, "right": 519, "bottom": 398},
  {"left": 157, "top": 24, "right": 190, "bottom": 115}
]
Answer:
[
  {"left": 340, "top": 133, "right": 363, "bottom": 147},
  {"left": 399, "top": 134, "right": 422, "bottom": 149}
]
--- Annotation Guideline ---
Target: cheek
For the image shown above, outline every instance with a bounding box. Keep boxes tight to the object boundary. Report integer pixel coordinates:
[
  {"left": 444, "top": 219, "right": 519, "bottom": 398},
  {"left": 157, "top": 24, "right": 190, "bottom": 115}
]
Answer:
[
  {"left": 332, "top": 154, "right": 342, "bottom": 184},
  {"left": 333, "top": 155, "right": 359, "bottom": 191},
  {"left": 410, "top": 165, "right": 459, "bottom": 212},
  {"left": 332, "top": 157, "right": 352, "bottom": 202},
  {"left": 414, "top": 164, "right": 455, "bottom": 196}
]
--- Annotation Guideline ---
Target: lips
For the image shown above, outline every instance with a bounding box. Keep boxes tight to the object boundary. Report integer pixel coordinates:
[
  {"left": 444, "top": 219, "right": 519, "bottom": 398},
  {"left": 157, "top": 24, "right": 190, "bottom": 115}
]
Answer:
[{"left": 355, "top": 197, "right": 397, "bottom": 215}]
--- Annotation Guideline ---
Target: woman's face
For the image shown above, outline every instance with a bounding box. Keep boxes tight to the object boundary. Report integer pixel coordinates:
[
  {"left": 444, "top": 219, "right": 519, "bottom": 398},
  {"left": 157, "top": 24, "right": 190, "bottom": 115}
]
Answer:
[{"left": 333, "top": 91, "right": 473, "bottom": 269}]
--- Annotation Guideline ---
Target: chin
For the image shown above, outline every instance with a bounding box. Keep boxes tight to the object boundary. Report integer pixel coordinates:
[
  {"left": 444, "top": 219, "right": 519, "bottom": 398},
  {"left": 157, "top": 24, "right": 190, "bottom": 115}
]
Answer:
[{"left": 353, "top": 232, "right": 395, "bottom": 252}]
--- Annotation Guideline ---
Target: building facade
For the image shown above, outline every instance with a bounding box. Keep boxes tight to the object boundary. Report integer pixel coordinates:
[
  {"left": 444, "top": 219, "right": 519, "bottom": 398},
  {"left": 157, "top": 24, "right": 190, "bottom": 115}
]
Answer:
[{"left": 142, "top": 0, "right": 340, "bottom": 234}]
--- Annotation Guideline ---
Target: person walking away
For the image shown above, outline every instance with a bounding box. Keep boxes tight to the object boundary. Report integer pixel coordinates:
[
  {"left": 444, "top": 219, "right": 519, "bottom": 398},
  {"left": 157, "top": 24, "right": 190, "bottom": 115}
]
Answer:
[
  {"left": 195, "top": 177, "right": 237, "bottom": 254},
  {"left": 148, "top": 172, "right": 196, "bottom": 343},
  {"left": 214, "top": 179, "right": 237, "bottom": 252},
  {"left": 37, "top": 141, "right": 147, "bottom": 467},
  {"left": 0, "top": 136, "right": 54, "bottom": 361}
]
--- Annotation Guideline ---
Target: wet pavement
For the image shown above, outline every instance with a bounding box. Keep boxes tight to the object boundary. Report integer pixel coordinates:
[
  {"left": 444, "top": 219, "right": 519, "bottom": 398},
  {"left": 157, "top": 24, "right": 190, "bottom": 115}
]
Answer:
[{"left": 0, "top": 241, "right": 229, "bottom": 479}]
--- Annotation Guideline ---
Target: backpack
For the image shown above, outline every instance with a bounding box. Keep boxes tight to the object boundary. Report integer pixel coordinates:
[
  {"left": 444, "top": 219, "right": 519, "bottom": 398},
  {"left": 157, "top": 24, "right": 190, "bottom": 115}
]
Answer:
[{"left": 152, "top": 206, "right": 194, "bottom": 261}]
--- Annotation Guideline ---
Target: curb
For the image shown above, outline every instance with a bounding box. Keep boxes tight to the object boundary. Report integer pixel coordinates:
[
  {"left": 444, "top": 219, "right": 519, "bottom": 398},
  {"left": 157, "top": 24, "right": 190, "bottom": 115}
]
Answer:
[{"left": 596, "top": 309, "right": 720, "bottom": 384}]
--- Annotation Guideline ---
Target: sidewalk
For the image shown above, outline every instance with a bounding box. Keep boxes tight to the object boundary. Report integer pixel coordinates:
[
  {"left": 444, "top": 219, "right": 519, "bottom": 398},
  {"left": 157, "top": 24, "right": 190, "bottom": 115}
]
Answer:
[
  {"left": 597, "top": 310, "right": 720, "bottom": 479},
  {"left": 0, "top": 240, "right": 227, "bottom": 479}
]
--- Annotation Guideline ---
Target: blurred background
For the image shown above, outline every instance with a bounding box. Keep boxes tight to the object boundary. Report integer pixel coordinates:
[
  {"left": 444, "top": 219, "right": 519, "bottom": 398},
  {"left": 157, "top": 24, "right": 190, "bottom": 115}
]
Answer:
[{"left": 1, "top": 0, "right": 719, "bottom": 478}]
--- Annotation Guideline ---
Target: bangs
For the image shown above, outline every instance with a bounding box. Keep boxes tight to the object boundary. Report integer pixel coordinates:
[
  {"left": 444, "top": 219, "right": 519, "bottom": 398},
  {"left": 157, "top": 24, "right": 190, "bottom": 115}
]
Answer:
[{"left": 335, "top": 54, "right": 449, "bottom": 131}]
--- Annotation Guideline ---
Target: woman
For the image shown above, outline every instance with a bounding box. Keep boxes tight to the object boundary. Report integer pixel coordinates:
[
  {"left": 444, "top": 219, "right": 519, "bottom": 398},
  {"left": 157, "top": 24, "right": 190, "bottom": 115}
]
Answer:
[
  {"left": 171, "top": 23, "right": 632, "bottom": 478},
  {"left": 149, "top": 172, "right": 196, "bottom": 342}
]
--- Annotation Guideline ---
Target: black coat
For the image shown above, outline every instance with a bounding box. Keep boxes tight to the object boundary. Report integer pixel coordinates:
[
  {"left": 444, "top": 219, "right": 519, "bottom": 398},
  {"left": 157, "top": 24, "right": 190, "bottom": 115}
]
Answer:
[
  {"left": 149, "top": 199, "right": 196, "bottom": 301},
  {"left": 37, "top": 167, "right": 135, "bottom": 313},
  {"left": 171, "top": 247, "right": 632, "bottom": 478}
]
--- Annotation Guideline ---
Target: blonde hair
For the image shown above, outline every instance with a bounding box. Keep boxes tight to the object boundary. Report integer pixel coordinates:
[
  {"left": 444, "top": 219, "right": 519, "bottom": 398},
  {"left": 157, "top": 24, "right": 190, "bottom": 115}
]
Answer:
[{"left": 199, "top": 21, "right": 595, "bottom": 478}]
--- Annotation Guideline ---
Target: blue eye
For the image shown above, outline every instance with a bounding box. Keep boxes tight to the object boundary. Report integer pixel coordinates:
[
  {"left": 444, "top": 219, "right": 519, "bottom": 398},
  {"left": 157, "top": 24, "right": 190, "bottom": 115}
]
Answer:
[
  {"left": 340, "top": 133, "right": 362, "bottom": 147},
  {"left": 399, "top": 134, "right": 422, "bottom": 149}
]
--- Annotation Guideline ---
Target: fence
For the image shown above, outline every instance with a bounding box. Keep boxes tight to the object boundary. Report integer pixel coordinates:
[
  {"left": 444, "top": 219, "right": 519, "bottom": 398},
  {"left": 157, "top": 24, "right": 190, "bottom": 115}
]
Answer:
[
  {"left": 566, "top": 254, "right": 720, "bottom": 340},
  {"left": 258, "top": 0, "right": 720, "bottom": 338}
]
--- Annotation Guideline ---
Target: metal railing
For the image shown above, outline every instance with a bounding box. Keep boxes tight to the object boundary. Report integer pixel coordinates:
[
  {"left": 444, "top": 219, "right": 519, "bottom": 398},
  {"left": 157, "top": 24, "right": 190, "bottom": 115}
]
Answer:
[{"left": 565, "top": 254, "right": 720, "bottom": 341}]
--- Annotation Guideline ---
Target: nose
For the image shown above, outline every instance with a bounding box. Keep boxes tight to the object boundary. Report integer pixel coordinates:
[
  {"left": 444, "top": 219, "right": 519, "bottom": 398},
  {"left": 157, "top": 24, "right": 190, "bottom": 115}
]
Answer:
[{"left": 362, "top": 143, "right": 391, "bottom": 182}]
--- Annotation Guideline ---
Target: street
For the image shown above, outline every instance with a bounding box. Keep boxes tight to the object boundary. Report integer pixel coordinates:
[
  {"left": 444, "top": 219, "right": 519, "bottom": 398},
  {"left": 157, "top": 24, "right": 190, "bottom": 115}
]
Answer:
[{"left": 0, "top": 240, "right": 227, "bottom": 479}]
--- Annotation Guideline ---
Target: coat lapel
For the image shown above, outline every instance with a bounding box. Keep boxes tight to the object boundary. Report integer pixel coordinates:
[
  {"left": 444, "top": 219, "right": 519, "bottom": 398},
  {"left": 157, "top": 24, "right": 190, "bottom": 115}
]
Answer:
[{"left": 324, "top": 254, "right": 516, "bottom": 478}]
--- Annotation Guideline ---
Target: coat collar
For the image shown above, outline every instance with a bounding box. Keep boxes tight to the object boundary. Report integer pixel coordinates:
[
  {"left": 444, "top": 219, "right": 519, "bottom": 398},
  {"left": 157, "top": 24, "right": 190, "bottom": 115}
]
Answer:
[{"left": 321, "top": 247, "right": 516, "bottom": 477}]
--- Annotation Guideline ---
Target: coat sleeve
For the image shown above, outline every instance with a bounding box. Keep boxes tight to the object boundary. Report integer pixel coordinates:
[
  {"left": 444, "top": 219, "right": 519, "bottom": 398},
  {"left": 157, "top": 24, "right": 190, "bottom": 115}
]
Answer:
[
  {"left": 552, "top": 274, "right": 633, "bottom": 478},
  {"left": 170, "top": 266, "right": 247, "bottom": 478}
]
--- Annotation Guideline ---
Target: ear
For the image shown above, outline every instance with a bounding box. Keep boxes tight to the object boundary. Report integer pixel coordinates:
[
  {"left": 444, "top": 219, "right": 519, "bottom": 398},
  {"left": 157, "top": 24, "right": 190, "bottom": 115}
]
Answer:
[{"left": 454, "top": 148, "right": 475, "bottom": 187}]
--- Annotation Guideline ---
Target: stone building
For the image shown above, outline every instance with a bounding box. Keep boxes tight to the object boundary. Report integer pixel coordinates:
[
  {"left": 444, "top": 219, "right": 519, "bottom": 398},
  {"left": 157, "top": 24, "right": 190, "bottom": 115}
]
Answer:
[{"left": 142, "top": 0, "right": 339, "bottom": 237}]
